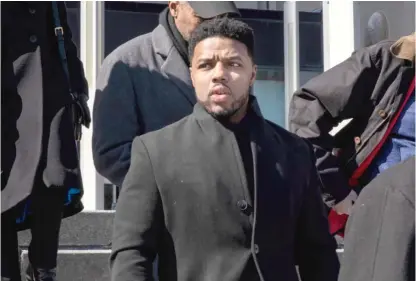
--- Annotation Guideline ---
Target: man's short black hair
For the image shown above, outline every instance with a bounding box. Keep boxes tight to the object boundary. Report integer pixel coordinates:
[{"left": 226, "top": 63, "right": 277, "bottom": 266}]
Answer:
[{"left": 188, "top": 17, "right": 255, "bottom": 63}]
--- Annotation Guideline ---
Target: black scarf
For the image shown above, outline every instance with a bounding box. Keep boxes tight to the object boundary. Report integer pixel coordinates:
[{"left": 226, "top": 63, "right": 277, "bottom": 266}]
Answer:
[{"left": 159, "top": 8, "right": 190, "bottom": 66}]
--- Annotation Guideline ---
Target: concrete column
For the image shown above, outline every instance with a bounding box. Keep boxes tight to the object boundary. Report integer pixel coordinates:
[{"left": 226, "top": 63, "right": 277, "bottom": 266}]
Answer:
[
  {"left": 322, "top": 1, "right": 356, "bottom": 70},
  {"left": 323, "top": 1, "right": 356, "bottom": 135},
  {"left": 80, "top": 1, "right": 105, "bottom": 210},
  {"left": 283, "top": 1, "right": 300, "bottom": 129}
]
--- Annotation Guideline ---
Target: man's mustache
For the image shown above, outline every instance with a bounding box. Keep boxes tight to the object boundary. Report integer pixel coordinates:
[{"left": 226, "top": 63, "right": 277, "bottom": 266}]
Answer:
[{"left": 209, "top": 84, "right": 231, "bottom": 96}]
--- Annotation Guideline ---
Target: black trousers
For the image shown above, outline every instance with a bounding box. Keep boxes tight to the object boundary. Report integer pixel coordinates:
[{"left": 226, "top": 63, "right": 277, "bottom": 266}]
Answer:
[{"left": 1, "top": 187, "right": 65, "bottom": 281}]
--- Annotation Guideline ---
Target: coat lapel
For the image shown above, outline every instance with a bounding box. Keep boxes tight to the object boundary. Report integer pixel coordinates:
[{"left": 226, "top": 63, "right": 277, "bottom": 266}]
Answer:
[
  {"left": 249, "top": 102, "right": 289, "bottom": 203},
  {"left": 152, "top": 25, "right": 196, "bottom": 106},
  {"left": 192, "top": 97, "right": 270, "bottom": 209},
  {"left": 193, "top": 103, "right": 254, "bottom": 206}
]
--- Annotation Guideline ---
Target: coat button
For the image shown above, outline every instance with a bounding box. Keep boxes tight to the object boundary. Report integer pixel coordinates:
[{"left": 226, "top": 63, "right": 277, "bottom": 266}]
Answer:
[
  {"left": 29, "top": 8, "right": 36, "bottom": 14},
  {"left": 29, "top": 35, "right": 37, "bottom": 43},
  {"left": 354, "top": 136, "right": 361, "bottom": 145},
  {"left": 237, "top": 200, "right": 248, "bottom": 211},
  {"left": 378, "top": 109, "right": 387, "bottom": 119},
  {"left": 254, "top": 244, "right": 260, "bottom": 254},
  {"left": 331, "top": 148, "right": 341, "bottom": 157}
]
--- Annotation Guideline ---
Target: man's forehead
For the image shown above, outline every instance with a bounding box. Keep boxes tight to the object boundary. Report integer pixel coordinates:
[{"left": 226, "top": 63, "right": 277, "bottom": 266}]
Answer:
[
  {"left": 196, "top": 50, "right": 243, "bottom": 59},
  {"left": 194, "top": 37, "right": 249, "bottom": 59}
]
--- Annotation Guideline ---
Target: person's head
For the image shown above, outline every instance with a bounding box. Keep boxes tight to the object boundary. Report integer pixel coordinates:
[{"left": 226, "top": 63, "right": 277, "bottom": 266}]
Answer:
[
  {"left": 189, "top": 17, "right": 256, "bottom": 123},
  {"left": 168, "top": 1, "right": 240, "bottom": 41}
]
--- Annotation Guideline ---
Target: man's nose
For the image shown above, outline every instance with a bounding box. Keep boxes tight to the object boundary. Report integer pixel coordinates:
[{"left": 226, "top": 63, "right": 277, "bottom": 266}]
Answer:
[{"left": 212, "top": 63, "right": 228, "bottom": 83}]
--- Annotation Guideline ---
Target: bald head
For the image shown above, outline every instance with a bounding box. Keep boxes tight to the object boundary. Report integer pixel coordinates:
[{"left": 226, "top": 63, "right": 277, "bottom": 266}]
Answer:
[{"left": 168, "top": 1, "right": 202, "bottom": 41}]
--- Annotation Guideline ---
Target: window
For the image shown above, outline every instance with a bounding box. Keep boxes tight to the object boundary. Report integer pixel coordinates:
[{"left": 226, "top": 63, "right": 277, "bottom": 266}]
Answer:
[{"left": 103, "top": 2, "right": 323, "bottom": 127}]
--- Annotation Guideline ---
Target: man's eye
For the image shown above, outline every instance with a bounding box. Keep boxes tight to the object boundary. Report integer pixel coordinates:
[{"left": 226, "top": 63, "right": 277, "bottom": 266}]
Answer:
[
  {"left": 198, "top": 63, "right": 211, "bottom": 69},
  {"left": 230, "top": 62, "right": 241, "bottom": 67}
]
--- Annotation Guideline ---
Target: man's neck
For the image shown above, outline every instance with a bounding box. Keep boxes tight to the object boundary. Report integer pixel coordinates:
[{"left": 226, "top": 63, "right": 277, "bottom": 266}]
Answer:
[{"left": 229, "top": 102, "right": 248, "bottom": 124}]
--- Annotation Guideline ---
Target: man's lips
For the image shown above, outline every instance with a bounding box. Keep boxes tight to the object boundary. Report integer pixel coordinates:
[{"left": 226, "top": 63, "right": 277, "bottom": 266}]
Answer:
[
  {"left": 209, "top": 85, "right": 230, "bottom": 96},
  {"left": 210, "top": 86, "right": 230, "bottom": 102}
]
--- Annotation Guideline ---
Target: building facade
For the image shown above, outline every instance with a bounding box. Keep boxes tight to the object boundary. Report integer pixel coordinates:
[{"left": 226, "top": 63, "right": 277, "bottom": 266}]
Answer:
[{"left": 64, "top": 1, "right": 415, "bottom": 210}]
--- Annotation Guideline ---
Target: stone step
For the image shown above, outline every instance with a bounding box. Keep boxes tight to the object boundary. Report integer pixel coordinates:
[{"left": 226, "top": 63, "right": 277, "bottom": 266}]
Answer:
[
  {"left": 18, "top": 210, "right": 344, "bottom": 281},
  {"left": 18, "top": 211, "right": 114, "bottom": 247},
  {"left": 20, "top": 249, "right": 111, "bottom": 281},
  {"left": 20, "top": 248, "right": 344, "bottom": 281},
  {"left": 18, "top": 211, "right": 346, "bottom": 252}
]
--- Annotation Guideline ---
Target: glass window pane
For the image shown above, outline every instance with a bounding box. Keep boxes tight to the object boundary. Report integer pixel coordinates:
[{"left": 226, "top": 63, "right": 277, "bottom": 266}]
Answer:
[
  {"left": 253, "top": 76, "right": 285, "bottom": 126},
  {"left": 298, "top": 5, "right": 324, "bottom": 87}
]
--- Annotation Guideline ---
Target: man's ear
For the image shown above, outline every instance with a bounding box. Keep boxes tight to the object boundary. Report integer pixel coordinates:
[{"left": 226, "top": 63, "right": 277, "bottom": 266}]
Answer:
[
  {"left": 168, "top": 2, "right": 180, "bottom": 18},
  {"left": 250, "top": 64, "right": 257, "bottom": 86}
]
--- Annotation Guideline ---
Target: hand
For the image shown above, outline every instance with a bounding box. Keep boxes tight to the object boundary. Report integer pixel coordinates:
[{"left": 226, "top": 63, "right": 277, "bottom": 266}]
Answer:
[
  {"left": 333, "top": 190, "right": 358, "bottom": 215},
  {"left": 73, "top": 93, "right": 91, "bottom": 129}
]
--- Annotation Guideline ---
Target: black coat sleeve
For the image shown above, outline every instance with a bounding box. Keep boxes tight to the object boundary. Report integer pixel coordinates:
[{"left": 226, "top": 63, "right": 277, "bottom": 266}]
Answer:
[
  {"left": 289, "top": 45, "right": 380, "bottom": 203},
  {"left": 57, "top": 2, "right": 88, "bottom": 96},
  {"left": 295, "top": 143, "right": 340, "bottom": 281},
  {"left": 93, "top": 57, "right": 141, "bottom": 187},
  {"left": 110, "top": 137, "right": 163, "bottom": 281}
]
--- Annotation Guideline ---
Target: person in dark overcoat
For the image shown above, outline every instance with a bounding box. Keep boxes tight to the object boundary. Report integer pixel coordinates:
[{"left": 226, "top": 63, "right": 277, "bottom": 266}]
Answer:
[
  {"left": 110, "top": 17, "right": 339, "bottom": 281},
  {"left": 93, "top": 2, "right": 240, "bottom": 188},
  {"left": 338, "top": 156, "right": 415, "bottom": 281},
  {"left": 1, "top": 2, "right": 90, "bottom": 281}
]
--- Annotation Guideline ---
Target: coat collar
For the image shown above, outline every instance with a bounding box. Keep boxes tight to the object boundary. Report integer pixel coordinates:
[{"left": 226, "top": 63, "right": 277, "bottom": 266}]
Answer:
[
  {"left": 152, "top": 25, "right": 196, "bottom": 105},
  {"left": 390, "top": 33, "right": 415, "bottom": 63},
  {"left": 152, "top": 25, "right": 173, "bottom": 58}
]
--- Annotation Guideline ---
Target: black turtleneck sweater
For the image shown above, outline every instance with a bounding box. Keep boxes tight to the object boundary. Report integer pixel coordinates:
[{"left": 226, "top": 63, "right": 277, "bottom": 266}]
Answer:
[{"left": 222, "top": 112, "right": 255, "bottom": 200}]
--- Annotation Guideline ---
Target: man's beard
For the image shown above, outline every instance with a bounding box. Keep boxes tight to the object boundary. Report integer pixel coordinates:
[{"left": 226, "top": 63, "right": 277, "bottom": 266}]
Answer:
[{"left": 200, "top": 88, "right": 251, "bottom": 122}]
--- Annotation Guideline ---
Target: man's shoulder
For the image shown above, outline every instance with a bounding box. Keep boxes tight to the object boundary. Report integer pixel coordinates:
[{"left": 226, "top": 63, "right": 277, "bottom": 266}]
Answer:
[
  {"left": 136, "top": 114, "right": 194, "bottom": 149},
  {"left": 358, "top": 39, "right": 398, "bottom": 64},
  {"left": 264, "top": 119, "right": 310, "bottom": 152},
  {"left": 101, "top": 25, "right": 167, "bottom": 68},
  {"left": 368, "top": 39, "right": 395, "bottom": 50},
  {"left": 264, "top": 120, "right": 316, "bottom": 180}
]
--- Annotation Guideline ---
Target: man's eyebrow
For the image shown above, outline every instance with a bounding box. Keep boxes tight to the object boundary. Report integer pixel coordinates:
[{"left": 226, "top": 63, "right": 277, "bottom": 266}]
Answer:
[
  {"left": 196, "top": 55, "right": 243, "bottom": 62},
  {"left": 195, "top": 57, "right": 214, "bottom": 63},
  {"left": 225, "top": 55, "right": 243, "bottom": 61}
]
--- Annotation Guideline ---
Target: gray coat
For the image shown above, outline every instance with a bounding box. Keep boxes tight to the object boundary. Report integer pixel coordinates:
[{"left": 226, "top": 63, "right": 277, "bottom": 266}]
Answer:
[
  {"left": 110, "top": 99, "right": 339, "bottom": 281},
  {"left": 93, "top": 25, "right": 196, "bottom": 187},
  {"left": 339, "top": 156, "right": 415, "bottom": 281}
]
